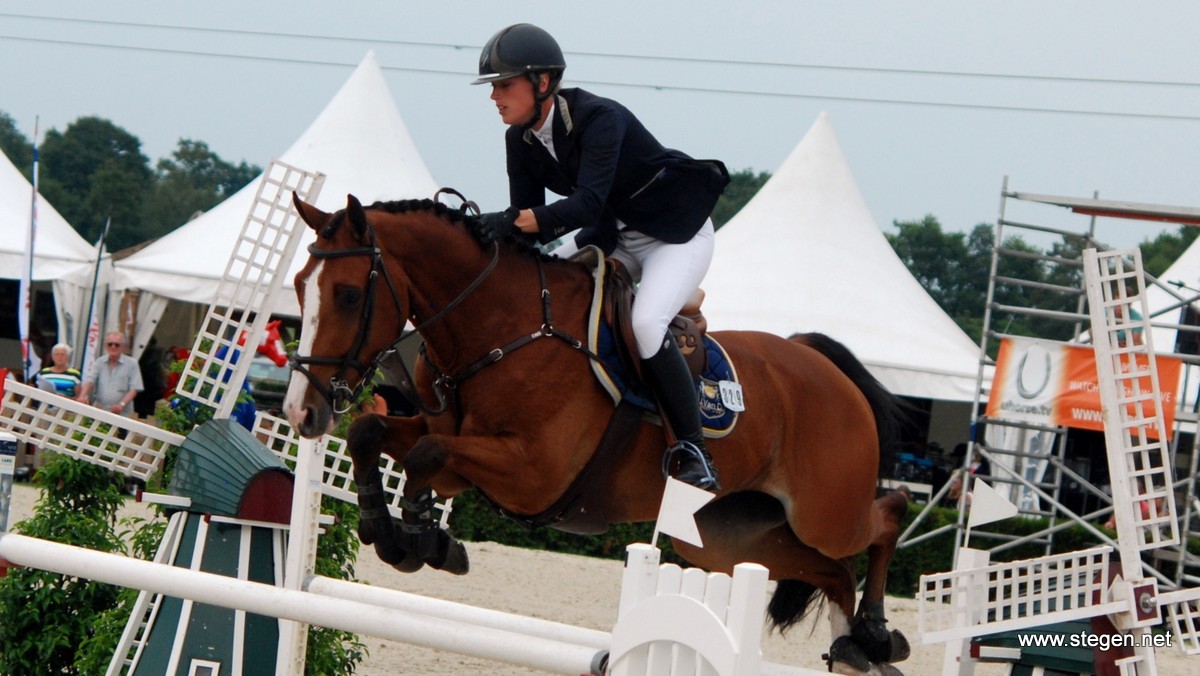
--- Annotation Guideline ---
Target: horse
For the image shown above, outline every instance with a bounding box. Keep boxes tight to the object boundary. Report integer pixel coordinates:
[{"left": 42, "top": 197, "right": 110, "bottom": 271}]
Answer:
[{"left": 283, "top": 194, "right": 912, "bottom": 675}]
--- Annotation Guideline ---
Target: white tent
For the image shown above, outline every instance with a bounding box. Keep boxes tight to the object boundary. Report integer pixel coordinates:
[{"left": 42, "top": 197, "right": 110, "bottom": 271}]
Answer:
[
  {"left": 112, "top": 51, "right": 438, "bottom": 354},
  {"left": 1, "top": 147, "right": 102, "bottom": 363},
  {"left": 1145, "top": 228, "right": 1200, "bottom": 354},
  {"left": 701, "top": 113, "right": 982, "bottom": 402}
]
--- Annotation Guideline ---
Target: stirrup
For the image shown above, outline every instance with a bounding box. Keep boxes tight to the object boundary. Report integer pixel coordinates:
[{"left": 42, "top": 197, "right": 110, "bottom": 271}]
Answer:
[{"left": 662, "top": 440, "right": 719, "bottom": 491}]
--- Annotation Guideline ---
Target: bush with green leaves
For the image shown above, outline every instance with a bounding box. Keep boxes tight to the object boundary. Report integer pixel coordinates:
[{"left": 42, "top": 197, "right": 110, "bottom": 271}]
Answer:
[{"left": 0, "top": 454, "right": 127, "bottom": 675}]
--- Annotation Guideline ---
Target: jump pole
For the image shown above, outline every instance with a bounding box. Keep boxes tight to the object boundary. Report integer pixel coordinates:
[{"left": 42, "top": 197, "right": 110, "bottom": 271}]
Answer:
[
  {"left": 305, "top": 575, "right": 609, "bottom": 650},
  {"left": 0, "top": 532, "right": 604, "bottom": 675}
]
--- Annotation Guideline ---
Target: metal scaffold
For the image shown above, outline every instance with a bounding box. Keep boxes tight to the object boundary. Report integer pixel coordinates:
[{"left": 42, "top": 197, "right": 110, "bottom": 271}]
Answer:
[{"left": 900, "top": 177, "right": 1200, "bottom": 593}]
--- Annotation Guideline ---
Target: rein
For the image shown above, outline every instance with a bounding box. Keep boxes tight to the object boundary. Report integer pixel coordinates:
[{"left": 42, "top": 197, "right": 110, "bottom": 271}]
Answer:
[
  {"left": 292, "top": 206, "right": 600, "bottom": 419},
  {"left": 290, "top": 217, "right": 500, "bottom": 415},
  {"left": 420, "top": 254, "right": 601, "bottom": 421}
]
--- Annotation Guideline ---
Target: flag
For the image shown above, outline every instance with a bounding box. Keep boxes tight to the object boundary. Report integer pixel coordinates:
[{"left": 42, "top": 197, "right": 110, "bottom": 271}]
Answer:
[
  {"left": 19, "top": 120, "right": 40, "bottom": 382},
  {"left": 968, "top": 478, "right": 1019, "bottom": 529},
  {"left": 652, "top": 477, "right": 715, "bottom": 548},
  {"left": 79, "top": 217, "right": 111, "bottom": 376}
]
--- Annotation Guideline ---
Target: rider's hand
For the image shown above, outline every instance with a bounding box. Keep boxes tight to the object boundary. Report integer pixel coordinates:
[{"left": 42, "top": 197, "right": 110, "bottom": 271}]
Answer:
[{"left": 473, "top": 207, "right": 519, "bottom": 244}]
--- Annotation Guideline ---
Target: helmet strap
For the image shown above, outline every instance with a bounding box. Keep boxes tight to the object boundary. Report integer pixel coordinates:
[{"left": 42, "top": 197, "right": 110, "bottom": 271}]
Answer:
[{"left": 523, "top": 72, "right": 558, "bottom": 129}]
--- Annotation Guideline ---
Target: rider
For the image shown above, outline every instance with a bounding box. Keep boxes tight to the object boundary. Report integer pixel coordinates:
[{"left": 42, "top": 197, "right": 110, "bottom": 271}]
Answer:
[{"left": 471, "top": 23, "right": 729, "bottom": 491}]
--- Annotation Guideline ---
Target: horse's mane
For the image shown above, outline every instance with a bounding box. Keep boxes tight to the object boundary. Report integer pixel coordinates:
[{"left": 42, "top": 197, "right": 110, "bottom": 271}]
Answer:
[{"left": 321, "top": 196, "right": 564, "bottom": 263}]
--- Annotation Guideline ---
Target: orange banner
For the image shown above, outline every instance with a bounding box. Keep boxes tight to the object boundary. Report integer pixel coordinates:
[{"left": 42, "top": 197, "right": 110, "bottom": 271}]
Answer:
[{"left": 986, "top": 337, "right": 1180, "bottom": 439}]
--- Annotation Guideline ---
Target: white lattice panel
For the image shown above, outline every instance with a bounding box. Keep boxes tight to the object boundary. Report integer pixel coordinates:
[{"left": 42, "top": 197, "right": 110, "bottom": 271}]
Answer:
[
  {"left": 0, "top": 380, "right": 182, "bottom": 481},
  {"left": 177, "top": 160, "right": 325, "bottom": 418},
  {"left": 253, "top": 411, "right": 451, "bottom": 527},
  {"left": 918, "top": 546, "right": 1118, "bottom": 642},
  {"left": 1083, "top": 248, "right": 1179, "bottom": 554},
  {"left": 1162, "top": 587, "right": 1200, "bottom": 655}
]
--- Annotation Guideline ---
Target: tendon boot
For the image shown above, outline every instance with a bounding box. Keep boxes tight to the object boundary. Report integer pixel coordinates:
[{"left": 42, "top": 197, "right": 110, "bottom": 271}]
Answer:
[{"left": 642, "top": 336, "right": 720, "bottom": 492}]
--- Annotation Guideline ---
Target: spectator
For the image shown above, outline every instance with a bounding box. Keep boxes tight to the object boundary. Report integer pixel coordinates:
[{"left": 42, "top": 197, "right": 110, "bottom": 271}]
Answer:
[
  {"left": 35, "top": 343, "right": 82, "bottom": 398},
  {"left": 76, "top": 332, "right": 143, "bottom": 417}
]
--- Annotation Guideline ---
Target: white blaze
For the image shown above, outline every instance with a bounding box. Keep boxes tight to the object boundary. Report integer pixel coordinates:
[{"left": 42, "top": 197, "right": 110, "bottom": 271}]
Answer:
[{"left": 284, "top": 260, "right": 324, "bottom": 427}]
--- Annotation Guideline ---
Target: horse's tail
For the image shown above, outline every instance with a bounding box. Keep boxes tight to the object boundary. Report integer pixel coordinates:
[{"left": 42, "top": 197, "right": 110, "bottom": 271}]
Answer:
[
  {"left": 787, "top": 332, "right": 905, "bottom": 478},
  {"left": 762, "top": 333, "right": 907, "bottom": 634},
  {"left": 767, "top": 579, "right": 824, "bottom": 635}
]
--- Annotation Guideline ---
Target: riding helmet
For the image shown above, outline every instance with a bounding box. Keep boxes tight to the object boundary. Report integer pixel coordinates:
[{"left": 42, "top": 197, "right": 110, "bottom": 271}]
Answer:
[{"left": 472, "top": 24, "right": 566, "bottom": 85}]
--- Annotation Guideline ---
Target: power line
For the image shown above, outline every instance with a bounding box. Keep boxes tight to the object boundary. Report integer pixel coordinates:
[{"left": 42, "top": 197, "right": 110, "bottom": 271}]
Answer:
[
  {"left": 1, "top": 33, "right": 1198, "bottom": 123},
  {"left": 4, "top": 11, "right": 1200, "bottom": 90}
]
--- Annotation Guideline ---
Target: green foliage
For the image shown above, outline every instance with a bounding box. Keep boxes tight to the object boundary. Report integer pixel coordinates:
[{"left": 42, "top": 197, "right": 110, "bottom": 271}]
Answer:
[
  {"left": 141, "top": 139, "right": 261, "bottom": 240},
  {"left": 711, "top": 168, "right": 770, "bottom": 228},
  {"left": 1140, "top": 225, "right": 1200, "bottom": 278},
  {"left": 37, "top": 116, "right": 153, "bottom": 250},
  {"left": 0, "top": 455, "right": 128, "bottom": 675},
  {"left": 0, "top": 111, "right": 34, "bottom": 173},
  {"left": 0, "top": 108, "right": 259, "bottom": 253}
]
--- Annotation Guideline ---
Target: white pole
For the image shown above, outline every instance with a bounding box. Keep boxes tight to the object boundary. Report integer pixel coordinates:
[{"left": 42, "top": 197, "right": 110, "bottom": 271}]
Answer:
[
  {"left": 306, "top": 575, "right": 610, "bottom": 649},
  {"left": 0, "top": 533, "right": 603, "bottom": 675}
]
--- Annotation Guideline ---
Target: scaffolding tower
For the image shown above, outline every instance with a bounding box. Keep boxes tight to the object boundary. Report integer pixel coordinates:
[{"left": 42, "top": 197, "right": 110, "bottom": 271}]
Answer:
[{"left": 900, "top": 177, "right": 1200, "bottom": 591}]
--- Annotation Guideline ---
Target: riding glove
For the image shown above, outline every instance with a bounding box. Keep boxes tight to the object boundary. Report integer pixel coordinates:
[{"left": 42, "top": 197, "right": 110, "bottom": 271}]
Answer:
[{"left": 474, "top": 207, "right": 519, "bottom": 244}]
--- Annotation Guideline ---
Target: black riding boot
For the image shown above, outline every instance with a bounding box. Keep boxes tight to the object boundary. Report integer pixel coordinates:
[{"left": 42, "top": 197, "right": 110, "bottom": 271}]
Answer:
[{"left": 642, "top": 336, "right": 720, "bottom": 492}]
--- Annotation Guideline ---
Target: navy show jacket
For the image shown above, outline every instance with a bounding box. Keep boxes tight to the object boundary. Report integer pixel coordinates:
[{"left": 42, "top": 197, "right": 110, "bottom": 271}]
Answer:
[{"left": 504, "top": 87, "right": 729, "bottom": 254}]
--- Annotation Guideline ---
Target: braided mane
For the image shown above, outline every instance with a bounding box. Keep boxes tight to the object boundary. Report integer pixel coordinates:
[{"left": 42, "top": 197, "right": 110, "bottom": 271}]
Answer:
[{"left": 320, "top": 195, "right": 553, "bottom": 259}]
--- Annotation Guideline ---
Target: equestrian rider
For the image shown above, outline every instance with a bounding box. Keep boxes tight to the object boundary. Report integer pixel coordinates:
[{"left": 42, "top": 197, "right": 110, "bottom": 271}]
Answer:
[{"left": 471, "top": 23, "right": 729, "bottom": 491}]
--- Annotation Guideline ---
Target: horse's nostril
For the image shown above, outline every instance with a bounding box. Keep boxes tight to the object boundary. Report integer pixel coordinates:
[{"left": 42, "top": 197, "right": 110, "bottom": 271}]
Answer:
[{"left": 302, "top": 407, "right": 316, "bottom": 431}]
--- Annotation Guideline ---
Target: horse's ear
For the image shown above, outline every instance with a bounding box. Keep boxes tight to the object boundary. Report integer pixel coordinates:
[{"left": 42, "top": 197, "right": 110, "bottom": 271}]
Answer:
[
  {"left": 293, "top": 192, "right": 328, "bottom": 232},
  {"left": 346, "top": 194, "right": 368, "bottom": 240}
]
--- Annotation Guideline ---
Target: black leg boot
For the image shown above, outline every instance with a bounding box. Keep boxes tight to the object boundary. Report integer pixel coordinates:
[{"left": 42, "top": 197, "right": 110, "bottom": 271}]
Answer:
[{"left": 642, "top": 335, "right": 720, "bottom": 492}]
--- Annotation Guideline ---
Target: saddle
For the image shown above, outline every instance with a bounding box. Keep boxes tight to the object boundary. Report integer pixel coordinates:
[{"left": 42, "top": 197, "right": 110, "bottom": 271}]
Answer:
[
  {"left": 499, "top": 252, "right": 726, "bottom": 536},
  {"left": 601, "top": 258, "right": 708, "bottom": 382}
]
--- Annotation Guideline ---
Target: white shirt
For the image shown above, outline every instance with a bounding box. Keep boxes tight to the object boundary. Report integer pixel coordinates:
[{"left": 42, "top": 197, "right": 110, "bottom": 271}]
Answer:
[{"left": 532, "top": 102, "right": 557, "bottom": 160}]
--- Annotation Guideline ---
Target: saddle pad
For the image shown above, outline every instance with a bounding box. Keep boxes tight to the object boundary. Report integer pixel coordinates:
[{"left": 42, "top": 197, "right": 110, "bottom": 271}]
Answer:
[{"left": 575, "top": 246, "right": 741, "bottom": 439}]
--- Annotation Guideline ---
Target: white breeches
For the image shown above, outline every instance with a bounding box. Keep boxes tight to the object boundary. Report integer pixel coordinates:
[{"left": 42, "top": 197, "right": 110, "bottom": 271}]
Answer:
[{"left": 553, "top": 220, "right": 715, "bottom": 358}]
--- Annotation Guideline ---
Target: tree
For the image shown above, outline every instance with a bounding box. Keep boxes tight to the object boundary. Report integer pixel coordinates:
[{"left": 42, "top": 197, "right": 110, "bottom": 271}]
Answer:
[
  {"left": 0, "top": 455, "right": 127, "bottom": 674},
  {"left": 37, "top": 116, "right": 152, "bottom": 250},
  {"left": 140, "top": 140, "right": 260, "bottom": 240},
  {"left": 886, "top": 216, "right": 991, "bottom": 340},
  {"left": 0, "top": 111, "right": 33, "bottom": 174},
  {"left": 1139, "top": 224, "right": 1199, "bottom": 278},
  {"left": 711, "top": 168, "right": 770, "bottom": 228}
]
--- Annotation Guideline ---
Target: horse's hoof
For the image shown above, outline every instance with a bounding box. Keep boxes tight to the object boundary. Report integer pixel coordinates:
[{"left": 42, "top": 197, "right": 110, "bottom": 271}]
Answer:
[
  {"left": 411, "top": 528, "right": 470, "bottom": 575},
  {"left": 825, "top": 636, "right": 870, "bottom": 674},
  {"left": 869, "top": 663, "right": 903, "bottom": 676},
  {"left": 435, "top": 537, "right": 470, "bottom": 576},
  {"left": 886, "top": 630, "right": 910, "bottom": 663},
  {"left": 851, "top": 618, "right": 909, "bottom": 663}
]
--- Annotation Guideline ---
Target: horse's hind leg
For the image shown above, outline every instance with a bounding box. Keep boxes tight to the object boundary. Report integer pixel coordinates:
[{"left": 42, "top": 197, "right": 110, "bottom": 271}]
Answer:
[
  {"left": 674, "top": 494, "right": 869, "bottom": 673},
  {"left": 850, "top": 489, "right": 912, "bottom": 666},
  {"left": 346, "top": 413, "right": 426, "bottom": 573}
]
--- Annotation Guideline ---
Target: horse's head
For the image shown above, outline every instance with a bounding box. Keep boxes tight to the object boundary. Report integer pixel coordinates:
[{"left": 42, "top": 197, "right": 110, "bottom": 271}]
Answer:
[{"left": 284, "top": 193, "right": 414, "bottom": 437}]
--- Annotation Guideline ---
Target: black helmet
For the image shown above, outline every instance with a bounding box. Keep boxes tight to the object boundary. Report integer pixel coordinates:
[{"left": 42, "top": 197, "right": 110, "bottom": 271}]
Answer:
[{"left": 472, "top": 24, "right": 565, "bottom": 85}]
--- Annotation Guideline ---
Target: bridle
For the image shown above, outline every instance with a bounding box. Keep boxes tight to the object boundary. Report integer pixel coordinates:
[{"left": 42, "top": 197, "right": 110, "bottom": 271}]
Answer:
[
  {"left": 290, "top": 200, "right": 602, "bottom": 421},
  {"left": 290, "top": 202, "right": 500, "bottom": 416}
]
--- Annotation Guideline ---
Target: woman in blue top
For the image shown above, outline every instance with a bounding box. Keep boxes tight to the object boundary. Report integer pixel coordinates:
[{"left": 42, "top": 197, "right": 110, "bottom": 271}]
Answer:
[
  {"left": 472, "top": 24, "right": 729, "bottom": 491},
  {"left": 36, "top": 343, "right": 82, "bottom": 398}
]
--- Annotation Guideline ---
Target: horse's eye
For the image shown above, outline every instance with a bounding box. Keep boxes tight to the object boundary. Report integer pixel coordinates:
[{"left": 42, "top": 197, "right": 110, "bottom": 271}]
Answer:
[{"left": 335, "top": 285, "right": 363, "bottom": 311}]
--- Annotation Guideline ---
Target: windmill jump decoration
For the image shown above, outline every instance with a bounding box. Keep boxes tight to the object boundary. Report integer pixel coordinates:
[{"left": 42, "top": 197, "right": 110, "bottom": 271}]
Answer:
[
  {"left": 917, "top": 248, "right": 1200, "bottom": 675},
  {"left": 0, "top": 160, "right": 447, "bottom": 675}
]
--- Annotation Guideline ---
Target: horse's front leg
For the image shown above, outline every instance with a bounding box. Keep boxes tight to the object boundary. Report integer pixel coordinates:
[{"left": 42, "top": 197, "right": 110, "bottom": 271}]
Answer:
[
  {"left": 346, "top": 412, "right": 427, "bottom": 572},
  {"left": 398, "top": 433, "right": 531, "bottom": 576}
]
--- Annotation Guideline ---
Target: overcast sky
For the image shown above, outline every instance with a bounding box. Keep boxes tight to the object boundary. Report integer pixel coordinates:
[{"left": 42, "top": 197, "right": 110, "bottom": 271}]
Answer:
[{"left": 3, "top": 1, "right": 1199, "bottom": 249}]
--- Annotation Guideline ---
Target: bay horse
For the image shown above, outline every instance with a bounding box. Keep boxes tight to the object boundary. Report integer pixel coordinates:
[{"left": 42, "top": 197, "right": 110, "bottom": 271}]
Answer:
[{"left": 283, "top": 194, "right": 912, "bottom": 674}]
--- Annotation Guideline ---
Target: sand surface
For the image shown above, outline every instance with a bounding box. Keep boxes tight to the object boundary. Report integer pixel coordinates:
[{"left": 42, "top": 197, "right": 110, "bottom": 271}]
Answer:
[{"left": 6, "top": 484, "right": 1195, "bottom": 674}]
